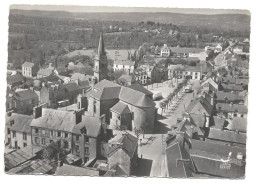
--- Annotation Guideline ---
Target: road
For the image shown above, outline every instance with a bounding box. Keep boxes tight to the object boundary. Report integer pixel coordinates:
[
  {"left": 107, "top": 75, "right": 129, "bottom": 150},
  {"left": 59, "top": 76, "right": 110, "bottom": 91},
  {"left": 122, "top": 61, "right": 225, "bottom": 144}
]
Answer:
[{"left": 136, "top": 79, "right": 201, "bottom": 177}]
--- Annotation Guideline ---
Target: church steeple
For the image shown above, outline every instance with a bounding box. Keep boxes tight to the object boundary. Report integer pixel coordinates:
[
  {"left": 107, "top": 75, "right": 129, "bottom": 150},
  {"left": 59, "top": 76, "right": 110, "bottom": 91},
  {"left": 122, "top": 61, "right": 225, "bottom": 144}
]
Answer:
[
  {"left": 98, "top": 32, "right": 105, "bottom": 57},
  {"left": 93, "top": 32, "right": 108, "bottom": 82}
]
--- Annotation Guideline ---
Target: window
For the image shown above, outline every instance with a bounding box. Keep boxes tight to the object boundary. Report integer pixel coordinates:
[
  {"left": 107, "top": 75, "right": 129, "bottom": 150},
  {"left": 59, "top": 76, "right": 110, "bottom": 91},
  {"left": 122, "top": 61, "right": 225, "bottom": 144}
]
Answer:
[
  {"left": 35, "top": 137, "right": 39, "bottom": 144},
  {"left": 85, "top": 147, "right": 89, "bottom": 154},
  {"left": 23, "top": 133, "right": 27, "bottom": 140},
  {"left": 76, "top": 145, "right": 79, "bottom": 152},
  {"left": 23, "top": 143, "right": 27, "bottom": 147},
  {"left": 64, "top": 141, "right": 68, "bottom": 149},
  {"left": 42, "top": 129, "right": 45, "bottom": 135},
  {"left": 65, "top": 133, "right": 68, "bottom": 138},
  {"left": 110, "top": 111, "right": 112, "bottom": 119},
  {"left": 76, "top": 135, "right": 79, "bottom": 142},
  {"left": 35, "top": 128, "right": 38, "bottom": 134},
  {"left": 50, "top": 130, "right": 53, "bottom": 136},
  {"left": 57, "top": 131, "right": 61, "bottom": 137},
  {"left": 7, "top": 128, "right": 10, "bottom": 135},
  {"left": 42, "top": 138, "right": 45, "bottom": 145},
  {"left": 93, "top": 101, "right": 96, "bottom": 113},
  {"left": 85, "top": 136, "right": 89, "bottom": 143},
  {"left": 12, "top": 131, "right": 16, "bottom": 138},
  {"left": 241, "top": 114, "right": 244, "bottom": 118}
]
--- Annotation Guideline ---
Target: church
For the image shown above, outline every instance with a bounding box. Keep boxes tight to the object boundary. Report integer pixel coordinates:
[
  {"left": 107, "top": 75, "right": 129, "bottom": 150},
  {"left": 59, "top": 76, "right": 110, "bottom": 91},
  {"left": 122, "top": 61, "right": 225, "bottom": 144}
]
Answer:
[{"left": 93, "top": 32, "right": 109, "bottom": 83}]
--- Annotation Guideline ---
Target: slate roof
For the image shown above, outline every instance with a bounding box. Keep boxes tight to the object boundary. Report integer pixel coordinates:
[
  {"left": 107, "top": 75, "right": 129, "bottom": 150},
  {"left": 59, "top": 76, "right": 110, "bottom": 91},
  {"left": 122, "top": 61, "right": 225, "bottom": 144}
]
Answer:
[
  {"left": 22, "top": 62, "right": 34, "bottom": 68},
  {"left": 133, "top": 68, "right": 147, "bottom": 76},
  {"left": 31, "top": 108, "right": 77, "bottom": 132},
  {"left": 189, "top": 114, "right": 206, "bottom": 128},
  {"left": 186, "top": 98, "right": 213, "bottom": 116},
  {"left": 119, "top": 86, "right": 156, "bottom": 107},
  {"left": 4, "top": 145, "right": 43, "bottom": 170},
  {"left": 63, "top": 81, "right": 89, "bottom": 92},
  {"left": 128, "top": 84, "right": 153, "bottom": 96},
  {"left": 55, "top": 164, "right": 99, "bottom": 176},
  {"left": 87, "top": 86, "right": 121, "bottom": 100},
  {"left": 7, "top": 74, "right": 24, "bottom": 85},
  {"left": 190, "top": 139, "right": 246, "bottom": 158},
  {"left": 183, "top": 66, "right": 202, "bottom": 72},
  {"left": 14, "top": 89, "right": 38, "bottom": 101},
  {"left": 207, "top": 128, "right": 247, "bottom": 144},
  {"left": 190, "top": 149, "right": 245, "bottom": 178},
  {"left": 221, "top": 84, "right": 244, "bottom": 91},
  {"left": 227, "top": 117, "right": 247, "bottom": 132},
  {"left": 71, "top": 73, "right": 90, "bottom": 81},
  {"left": 37, "top": 68, "right": 54, "bottom": 77},
  {"left": 114, "top": 60, "right": 135, "bottom": 66},
  {"left": 72, "top": 115, "right": 101, "bottom": 137},
  {"left": 216, "top": 103, "right": 248, "bottom": 114},
  {"left": 166, "top": 142, "right": 194, "bottom": 178},
  {"left": 94, "top": 79, "right": 120, "bottom": 91},
  {"left": 37, "top": 74, "right": 61, "bottom": 83},
  {"left": 6, "top": 113, "right": 33, "bottom": 133},
  {"left": 110, "top": 101, "right": 131, "bottom": 114},
  {"left": 118, "top": 74, "right": 134, "bottom": 82},
  {"left": 108, "top": 133, "right": 138, "bottom": 158},
  {"left": 215, "top": 91, "right": 244, "bottom": 102},
  {"left": 212, "top": 116, "right": 226, "bottom": 130}
]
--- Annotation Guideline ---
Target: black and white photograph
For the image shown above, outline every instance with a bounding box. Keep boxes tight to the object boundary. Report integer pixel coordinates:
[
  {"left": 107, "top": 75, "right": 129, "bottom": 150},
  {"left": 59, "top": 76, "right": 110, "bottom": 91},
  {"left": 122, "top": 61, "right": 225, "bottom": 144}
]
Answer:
[{"left": 3, "top": 3, "right": 252, "bottom": 179}]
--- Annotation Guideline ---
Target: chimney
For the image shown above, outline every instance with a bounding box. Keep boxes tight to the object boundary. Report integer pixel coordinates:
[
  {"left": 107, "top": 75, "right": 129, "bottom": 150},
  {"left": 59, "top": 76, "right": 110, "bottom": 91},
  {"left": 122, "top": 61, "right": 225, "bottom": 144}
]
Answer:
[{"left": 33, "top": 105, "right": 43, "bottom": 119}]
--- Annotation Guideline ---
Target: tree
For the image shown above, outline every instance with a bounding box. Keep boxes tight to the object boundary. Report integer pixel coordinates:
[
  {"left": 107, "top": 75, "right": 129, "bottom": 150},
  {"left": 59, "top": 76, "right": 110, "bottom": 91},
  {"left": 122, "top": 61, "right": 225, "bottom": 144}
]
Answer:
[
  {"left": 159, "top": 101, "right": 166, "bottom": 115},
  {"left": 42, "top": 142, "right": 60, "bottom": 161}
]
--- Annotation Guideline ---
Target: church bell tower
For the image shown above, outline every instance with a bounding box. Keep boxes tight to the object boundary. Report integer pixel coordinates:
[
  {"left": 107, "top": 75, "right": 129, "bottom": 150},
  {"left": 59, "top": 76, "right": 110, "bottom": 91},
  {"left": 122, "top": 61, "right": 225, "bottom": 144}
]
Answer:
[{"left": 94, "top": 32, "right": 108, "bottom": 82}]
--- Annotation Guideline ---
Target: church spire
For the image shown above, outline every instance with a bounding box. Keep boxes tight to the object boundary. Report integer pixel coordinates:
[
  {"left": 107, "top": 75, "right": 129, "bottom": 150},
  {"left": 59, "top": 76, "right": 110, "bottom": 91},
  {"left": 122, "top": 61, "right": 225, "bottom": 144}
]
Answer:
[{"left": 98, "top": 32, "right": 105, "bottom": 57}]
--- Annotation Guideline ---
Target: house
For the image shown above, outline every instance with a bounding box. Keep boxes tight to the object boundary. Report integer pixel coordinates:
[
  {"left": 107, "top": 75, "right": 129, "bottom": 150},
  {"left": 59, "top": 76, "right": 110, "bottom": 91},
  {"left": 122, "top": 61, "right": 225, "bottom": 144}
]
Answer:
[
  {"left": 85, "top": 79, "right": 157, "bottom": 133},
  {"left": 169, "top": 65, "right": 202, "bottom": 80},
  {"left": 22, "top": 62, "right": 38, "bottom": 78},
  {"left": 132, "top": 68, "right": 148, "bottom": 85},
  {"left": 215, "top": 44, "right": 223, "bottom": 53},
  {"left": 189, "top": 139, "right": 246, "bottom": 178},
  {"left": 215, "top": 103, "right": 247, "bottom": 119},
  {"left": 5, "top": 112, "right": 33, "bottom": 149},
  {"left": 7, "top": 73, "right": 24, "bottom": 89},
  {"left": 6, "top": 89, "right": 39, "bottom": 114},
  {"left": 168, "top": 64, "right": 184, "bottom": 79},
  {"left": 30, "top": 107, "right": 84, "bottom": 151},
  {"left": 113, "top": 60, "right": 136, "bottom": 74},
  {"left": 233, "top": 46, "right": 243, "bottom": 54},
  {"left": 37, "top": 68, "right": 55, "bottom": 79},
  {"left": 206, "top": 127, "right": 246, "bottom": 146},
  {"left": 107, "top": 132, "right": 138, "bottom": 176},
  {"left": 140, "top": 64, "right": 168, "bottom": 83},
  {"left": 71, "top": 114, "right": 104, "bottom": 164},
  {"left": 170, "top": 47, "right": 207, "bottom": 61},
  {"left": 160, "top": 44, "right": 171, "bottom": 57},
  {"left": 185, "top": 97, "right": 213, "bottom": 119}
]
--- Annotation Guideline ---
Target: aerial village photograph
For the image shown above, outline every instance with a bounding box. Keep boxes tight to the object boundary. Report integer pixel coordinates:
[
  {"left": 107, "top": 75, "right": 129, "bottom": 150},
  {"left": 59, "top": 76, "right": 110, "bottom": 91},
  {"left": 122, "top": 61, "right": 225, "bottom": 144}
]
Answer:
[{"left": 4, "top": 3, "right": 251, "bottom": 179}]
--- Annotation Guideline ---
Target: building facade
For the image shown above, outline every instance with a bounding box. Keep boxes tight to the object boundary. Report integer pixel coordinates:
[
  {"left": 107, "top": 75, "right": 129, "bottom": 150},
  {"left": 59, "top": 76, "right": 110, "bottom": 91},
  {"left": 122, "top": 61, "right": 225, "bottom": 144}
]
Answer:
[{"left": 22, "top": 62, "right": 38, "bottom": 78}]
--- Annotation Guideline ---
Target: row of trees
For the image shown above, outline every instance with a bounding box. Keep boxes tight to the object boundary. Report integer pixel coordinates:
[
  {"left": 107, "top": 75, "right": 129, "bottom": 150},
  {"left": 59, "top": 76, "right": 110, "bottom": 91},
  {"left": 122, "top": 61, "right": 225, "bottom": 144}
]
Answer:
[{"left": 159, "top": 78, "right": 189, "bottom": 115}]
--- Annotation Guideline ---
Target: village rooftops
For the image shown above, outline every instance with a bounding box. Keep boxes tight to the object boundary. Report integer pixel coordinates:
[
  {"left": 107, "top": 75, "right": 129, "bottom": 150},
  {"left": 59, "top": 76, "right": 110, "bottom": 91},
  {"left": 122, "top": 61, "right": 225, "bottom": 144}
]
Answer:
[
  {"left": 207, "top": 128, "right": 246, "bottom": 145},
  {"left": 87, "top": 85, "right": 121, "bottom": 100},
  {"left": 4, "top": 145, "right": 43, "bottom": 170},
  {"left": 108, "top": 132, "right": 138, "bottom": 159},
  {"left": 189, "top": 113, "right": 206, "bottom": 128},
  {"left": 93, "top": 79, "right": 120, "bottom": 91},
  {"left": 37, "top": 68, "right": 54, "bottom": 77},
  {"left": 215, "top": 103, "right": 248, "bottom": 114},
  {"left": 227, "top": 117, "right": 247, "bottom": 133},
  {"left": 72, "top": 115, "right": 101, "bottom": 137},
  {"left": 133, "top": 68, "right": 147, "bottom": 76},
  {"left": 215, "top": 91, "right": 244, "bottom": 102},
  {"left": 55, "top": 164, "right": 99, "bottom": 176},
  {"left": 6, "top": 113, "right": 33, "bottom": 134},
  {"left": 7, "top": 73, "right": 24, "bottom": 85},
  {"left": 14, "top": 89, "right": 38, "bottom": 101},
  {"left": 189, "top": 149, "right": 245, "bottom": 178},
  {"left": 22, "top": 62, "right": 35, "bottom": 68},
  {"left": 114, "top": 60, "right": 135, "bottom": 66},
  {"left": 211, "top": 116, "right": 226, "bottom": 130},
  {"left": 31, "top": 108, "right": 79, "bottom": 132}
]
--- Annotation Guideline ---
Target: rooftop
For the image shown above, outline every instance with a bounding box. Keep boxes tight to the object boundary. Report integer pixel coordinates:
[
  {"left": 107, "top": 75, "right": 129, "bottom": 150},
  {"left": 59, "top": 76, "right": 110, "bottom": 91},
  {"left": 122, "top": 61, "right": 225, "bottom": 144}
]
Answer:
[
  {"left": 6, "top": 113, "right": 33, "bottom": 133},
  {"left": 170, "top": 47, "right": 205, "bottom": 54},
  {"left": 55, "top": 164, "right": 99, "bottom": 176},
  {"left": 114, "top": 60, "right": 135, "bottom": 66},
  {"left": 22, "top": 62, "right": 35, "bottom": 68},
  {"left": 110, "top": 101, "right": 131, "bottom": 114},
  {"left": 14, "top": 89, "right": 39, "bottom": 101}
]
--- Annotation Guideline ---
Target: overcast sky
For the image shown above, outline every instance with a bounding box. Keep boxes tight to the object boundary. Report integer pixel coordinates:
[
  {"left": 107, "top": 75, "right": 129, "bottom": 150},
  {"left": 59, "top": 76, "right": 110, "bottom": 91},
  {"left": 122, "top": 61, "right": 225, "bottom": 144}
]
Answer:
[{"left": 10, "top": 5, "right": 250, "bottom": 15}]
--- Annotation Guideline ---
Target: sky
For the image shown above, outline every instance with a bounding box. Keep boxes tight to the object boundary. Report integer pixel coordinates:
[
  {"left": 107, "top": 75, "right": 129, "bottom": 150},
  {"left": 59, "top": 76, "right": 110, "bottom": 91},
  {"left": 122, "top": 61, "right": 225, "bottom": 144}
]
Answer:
[{"left": 10, "top": 4, "right": 250, "bottom": 15}]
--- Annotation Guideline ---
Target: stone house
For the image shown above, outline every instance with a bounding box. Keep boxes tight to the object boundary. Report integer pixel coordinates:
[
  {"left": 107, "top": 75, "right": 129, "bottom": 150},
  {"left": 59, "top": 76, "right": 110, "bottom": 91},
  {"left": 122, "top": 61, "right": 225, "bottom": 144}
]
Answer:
[
  {"left": 22, "top": 62, "right": 38, "bottom": 78},
  {"left": 5, "top": 112, "right": 33, "bottom": 149},
  {"left": 107, "top": 132, "right": 138, "bottom": 176}
]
